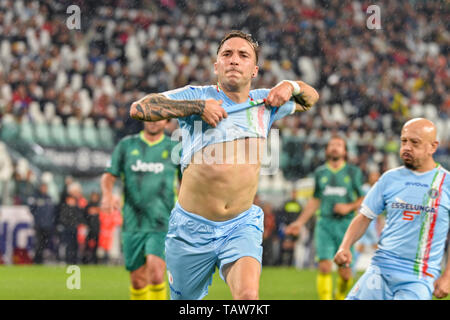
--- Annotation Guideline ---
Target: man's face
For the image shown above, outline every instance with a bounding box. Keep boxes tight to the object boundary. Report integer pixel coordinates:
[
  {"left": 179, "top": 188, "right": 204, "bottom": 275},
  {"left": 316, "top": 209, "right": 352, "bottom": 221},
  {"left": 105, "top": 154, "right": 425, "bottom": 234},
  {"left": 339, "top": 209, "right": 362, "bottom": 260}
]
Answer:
[
  {"left": 214, "top": 37, "right": 258, "bottom": 90},
  {"left": 144, "top": 120, "right": 167, "bottom": 136},
  {"left": 368, "top": 171, "right": 380, "bottom": 185},
  {"left": 326, "top": 138, "right": 346, "bottom": 161},
  {"left": 400, "top": 128, "right": 435, "bottom": 170},
  {"left": 39, "top": 184, "right": 48, "bottom": 194}
]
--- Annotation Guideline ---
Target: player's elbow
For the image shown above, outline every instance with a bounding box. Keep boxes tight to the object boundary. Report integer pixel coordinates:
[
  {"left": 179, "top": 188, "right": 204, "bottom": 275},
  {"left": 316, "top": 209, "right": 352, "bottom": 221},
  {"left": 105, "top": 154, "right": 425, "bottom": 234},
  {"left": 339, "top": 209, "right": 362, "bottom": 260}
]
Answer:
[
  {"left": 308, "top": 87, "right": 319, "bottom": 106},
  {"left": 129, "top": 102, "right": 142, "bottom": 120},
  {"left": 312, "top": 89, "right": 319, "bottom": 105},
  {"left": 295, "top": 82, "right": 320, "bottom": 112},
  {"left": 300, "top": 80, "right": 319, "bottom": 105}
]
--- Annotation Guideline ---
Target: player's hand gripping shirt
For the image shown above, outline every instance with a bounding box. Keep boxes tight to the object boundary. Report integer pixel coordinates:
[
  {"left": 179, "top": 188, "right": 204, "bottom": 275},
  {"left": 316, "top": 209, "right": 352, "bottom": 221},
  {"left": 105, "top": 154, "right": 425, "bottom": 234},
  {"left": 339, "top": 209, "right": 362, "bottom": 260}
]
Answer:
[
  {"left": 360, "top": 165, "right": 450, "bottom": 279},
  {"left": 162, "top": 85, "right": 296, "bottom": 172}
]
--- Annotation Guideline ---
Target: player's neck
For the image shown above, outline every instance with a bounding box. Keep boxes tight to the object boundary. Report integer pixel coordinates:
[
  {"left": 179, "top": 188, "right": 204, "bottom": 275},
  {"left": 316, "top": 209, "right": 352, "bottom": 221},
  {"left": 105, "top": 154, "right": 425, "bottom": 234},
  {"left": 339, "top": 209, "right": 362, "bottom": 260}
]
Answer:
[
  {"left": 219, "top": 82, "right": 251, "bottom": 103},
  {"left": 143, "top": 131, "right": 164, "bottom": 143},
  {"left": 327, "top": 159, "right": 345, "bottom": 170},
  {"left": 412, "top": 159, "right": 438, "bottom": 173}
]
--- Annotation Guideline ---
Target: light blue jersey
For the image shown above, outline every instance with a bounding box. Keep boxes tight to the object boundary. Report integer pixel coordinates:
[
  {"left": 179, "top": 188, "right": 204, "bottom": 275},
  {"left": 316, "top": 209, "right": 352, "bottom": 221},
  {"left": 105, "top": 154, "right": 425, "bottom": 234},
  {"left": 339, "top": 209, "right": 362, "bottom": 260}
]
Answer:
[
  {"left": 360, "top": 165, "right": 450, "bottom": 280},
  {"left": 162, "top": 85, "right": 295, "bottom": 171}
]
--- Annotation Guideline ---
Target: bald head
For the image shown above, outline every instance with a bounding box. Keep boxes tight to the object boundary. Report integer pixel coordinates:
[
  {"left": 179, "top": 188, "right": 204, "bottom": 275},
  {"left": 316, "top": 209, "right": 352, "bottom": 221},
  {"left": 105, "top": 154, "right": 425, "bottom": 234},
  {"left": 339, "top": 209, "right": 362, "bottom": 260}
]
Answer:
[
  {"left": 402, "top": 118, "right": 437, "bottom": 143},
  {"left": 400, "top": 118, "right": 439, "bottom": 172}
]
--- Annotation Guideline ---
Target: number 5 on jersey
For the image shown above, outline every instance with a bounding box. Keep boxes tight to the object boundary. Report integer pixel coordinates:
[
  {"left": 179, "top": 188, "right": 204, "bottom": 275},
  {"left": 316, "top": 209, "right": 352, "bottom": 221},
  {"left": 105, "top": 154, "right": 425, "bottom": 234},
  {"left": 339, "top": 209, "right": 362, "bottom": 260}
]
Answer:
[{"left": 402, "top": 210, "right": 420, "bottom": 221}]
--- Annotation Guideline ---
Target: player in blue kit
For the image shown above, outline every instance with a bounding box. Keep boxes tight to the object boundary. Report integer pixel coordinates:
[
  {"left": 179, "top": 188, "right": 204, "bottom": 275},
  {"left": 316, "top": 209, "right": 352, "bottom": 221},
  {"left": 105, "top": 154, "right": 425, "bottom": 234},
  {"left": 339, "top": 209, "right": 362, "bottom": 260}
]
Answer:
[
  {"left": 335, "top": 118, "right": 450, "bottom": 300},
  {"left": 129, "top": 30, "right": 319, "bottom": 300}
]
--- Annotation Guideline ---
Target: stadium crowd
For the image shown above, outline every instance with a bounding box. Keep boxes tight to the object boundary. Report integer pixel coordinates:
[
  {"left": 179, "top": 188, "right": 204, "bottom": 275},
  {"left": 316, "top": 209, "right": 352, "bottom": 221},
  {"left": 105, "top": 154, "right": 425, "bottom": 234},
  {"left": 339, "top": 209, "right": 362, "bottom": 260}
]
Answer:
[{"left": 0, "top": 0, "right": 448, "bottom": 265}]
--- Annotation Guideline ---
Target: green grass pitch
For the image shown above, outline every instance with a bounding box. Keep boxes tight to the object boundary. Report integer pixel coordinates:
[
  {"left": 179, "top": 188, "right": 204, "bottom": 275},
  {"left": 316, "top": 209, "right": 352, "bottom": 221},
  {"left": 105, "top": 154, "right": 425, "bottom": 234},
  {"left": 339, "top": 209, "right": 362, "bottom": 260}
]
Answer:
[
  {"left": 0, "top": 265, "right": 319, "bottom": 300},
  {"left": 0, "top": 265, "right": 447, "bottom": 300}
]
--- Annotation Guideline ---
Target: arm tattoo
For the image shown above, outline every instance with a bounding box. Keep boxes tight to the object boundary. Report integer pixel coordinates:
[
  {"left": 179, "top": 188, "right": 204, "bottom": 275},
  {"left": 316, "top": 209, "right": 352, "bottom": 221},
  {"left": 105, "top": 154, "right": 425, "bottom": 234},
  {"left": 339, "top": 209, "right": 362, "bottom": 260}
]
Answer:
[
  {"left": 293, "top": 92, "right": 312, "bottom": 111},
  {"left": 132, "top": 93, "right": 205, "bottom": 121},
  {"left": 293, "top": 82, "right": 319, "bottom": 112}
]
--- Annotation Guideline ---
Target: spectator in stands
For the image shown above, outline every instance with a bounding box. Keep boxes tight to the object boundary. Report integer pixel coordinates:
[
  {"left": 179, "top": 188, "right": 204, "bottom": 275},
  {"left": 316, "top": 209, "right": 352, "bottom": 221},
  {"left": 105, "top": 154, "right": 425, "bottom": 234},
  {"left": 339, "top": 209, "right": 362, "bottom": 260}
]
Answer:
[
  {"left": 57, "top": 182, "right": 85, "bottom": 264},
  {"left": 59, "top": 176, "right": 74, "bottom": 202},
  {"left": 0, "top": 142, "right": 13, "bottom": 205},
  {"left": 11, "top": 84, "right": 31, "bottom": 116},
  {"left": 98, "top": 194, "right": 122, "bottom": 264},
  {"left": 28, "top": 183, "right": 56, "bottom": 264},
  {"left": 276, "top": 190, "right": 303, "bottom": 266},
  {"left": 261, "top": 201, "right": 278, "bottom": 266},
  {"left": 13, "top": 168, "right": 35, "bottom": 205},
  {"left": 82, "top": 191, "right": 101, "bottom": 264}
]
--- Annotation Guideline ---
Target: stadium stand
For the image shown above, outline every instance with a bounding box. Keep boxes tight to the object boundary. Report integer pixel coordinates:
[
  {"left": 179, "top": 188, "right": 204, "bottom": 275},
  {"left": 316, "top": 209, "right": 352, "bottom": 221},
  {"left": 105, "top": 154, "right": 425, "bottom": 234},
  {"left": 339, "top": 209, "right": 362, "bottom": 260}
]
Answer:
[{"left": 49, "top": 115, "right": 68, "bottom": 147}]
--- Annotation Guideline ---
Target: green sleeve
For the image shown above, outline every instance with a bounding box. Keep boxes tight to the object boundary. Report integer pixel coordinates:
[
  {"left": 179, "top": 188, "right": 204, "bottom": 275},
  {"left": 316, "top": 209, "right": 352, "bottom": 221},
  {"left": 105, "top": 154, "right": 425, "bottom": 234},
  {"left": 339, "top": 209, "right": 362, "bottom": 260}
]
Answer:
[
  {"left": 105, "top": 140, "right": 124, "bottom": 177},
  {"left": 313, "top": 169, "right": 321, "bottom": 199}
]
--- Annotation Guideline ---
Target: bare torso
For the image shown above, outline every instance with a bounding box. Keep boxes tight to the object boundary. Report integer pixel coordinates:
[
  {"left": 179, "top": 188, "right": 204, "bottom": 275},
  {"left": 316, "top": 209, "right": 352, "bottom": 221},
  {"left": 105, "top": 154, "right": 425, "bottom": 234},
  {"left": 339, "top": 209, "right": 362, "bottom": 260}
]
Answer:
[{"left": 178, "top": 137, "right": 265, "bottom": 221}]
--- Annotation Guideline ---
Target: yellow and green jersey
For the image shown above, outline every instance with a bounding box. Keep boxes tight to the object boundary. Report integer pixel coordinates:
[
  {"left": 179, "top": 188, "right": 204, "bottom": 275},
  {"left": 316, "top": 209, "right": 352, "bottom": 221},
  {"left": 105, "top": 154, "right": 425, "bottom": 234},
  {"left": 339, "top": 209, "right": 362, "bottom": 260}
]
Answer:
[
  {"left": 313, "top": 162, "right": 364, "bottom": 221},
  {"left": 106, "top": 132, "right": 179, "bottom": 233}
]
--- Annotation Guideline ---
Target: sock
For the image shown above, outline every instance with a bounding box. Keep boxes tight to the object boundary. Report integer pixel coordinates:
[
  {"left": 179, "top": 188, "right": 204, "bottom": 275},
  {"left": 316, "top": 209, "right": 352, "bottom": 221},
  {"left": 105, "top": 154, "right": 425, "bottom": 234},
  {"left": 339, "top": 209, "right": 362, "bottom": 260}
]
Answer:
[
  {"left": 130, "top": 285, "right": 151, "bottom": 300},
  {"left": 317, "top": 273, "right": 333, "bottom": 300},
  {"left": 335, "top": 276, "right": 353, "bottom": 300},
  {"left": 148, "top": 282, "right": 167, "bottom": 300}
]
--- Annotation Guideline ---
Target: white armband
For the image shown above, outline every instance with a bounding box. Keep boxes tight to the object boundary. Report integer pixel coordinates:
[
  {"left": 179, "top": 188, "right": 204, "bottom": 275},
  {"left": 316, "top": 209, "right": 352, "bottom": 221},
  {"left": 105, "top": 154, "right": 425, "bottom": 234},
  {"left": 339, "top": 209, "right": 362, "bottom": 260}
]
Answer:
[
  {"left": 282, "top": 80, "right": 301, "bottom": 96},
  {"left": 359, "top": 204, "right": 377, "bottom": 220}
]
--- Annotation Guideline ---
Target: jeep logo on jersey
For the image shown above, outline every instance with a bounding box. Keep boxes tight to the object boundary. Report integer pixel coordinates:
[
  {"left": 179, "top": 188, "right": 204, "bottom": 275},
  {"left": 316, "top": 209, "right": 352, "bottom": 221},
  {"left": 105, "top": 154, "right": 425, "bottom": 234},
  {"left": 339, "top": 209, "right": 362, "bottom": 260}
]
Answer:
[
  {"left": 131, "top": 160, "right": 164, "bottom": 173},
  {"left": 323, "top": 186, "right": 347, "bottom": 197}
]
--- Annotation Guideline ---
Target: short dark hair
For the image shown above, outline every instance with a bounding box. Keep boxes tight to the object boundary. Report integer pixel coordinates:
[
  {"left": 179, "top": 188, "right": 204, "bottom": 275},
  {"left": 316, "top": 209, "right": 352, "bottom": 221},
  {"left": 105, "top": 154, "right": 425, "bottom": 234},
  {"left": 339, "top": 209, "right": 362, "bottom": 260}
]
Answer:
[{"left": 217, "top": 30, "right": 259, "bottom": 63}]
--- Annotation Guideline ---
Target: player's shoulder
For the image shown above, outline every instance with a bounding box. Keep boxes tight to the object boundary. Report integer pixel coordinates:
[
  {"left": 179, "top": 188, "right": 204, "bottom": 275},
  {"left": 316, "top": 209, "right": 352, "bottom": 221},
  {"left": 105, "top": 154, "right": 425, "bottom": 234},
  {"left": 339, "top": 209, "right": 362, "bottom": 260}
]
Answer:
[
  {"left": 382, "top": 166, "right": 406, "bottom": 176},
  {"left": 161, "top": 134, "right": 178, "bottom": 148},
  {"left": 379, "top": 166, "right": 407, "bottom": 181},
  {"left": 438, "top": 164, "right": 450, "bottom": 175},
  {"left": 250, "top": 88, "right": 270, "bottom": 100},
  {"left": 190, "top": 84, "right": 215, "bottom": 93},
  {"left": 438, "top": 165, "right": 450, "bottom": 188},
  {"left": 163, "top": 84, "right": 213, "bottom": 99},
  {"left": 346, "top": 163, "right": 362, "bottom": 173},
  {"left": 314, "top": 164, "right": 329, "bottom": 174},
  {"left": 119, "top": 133, "right": 140, "bottom": 144}
]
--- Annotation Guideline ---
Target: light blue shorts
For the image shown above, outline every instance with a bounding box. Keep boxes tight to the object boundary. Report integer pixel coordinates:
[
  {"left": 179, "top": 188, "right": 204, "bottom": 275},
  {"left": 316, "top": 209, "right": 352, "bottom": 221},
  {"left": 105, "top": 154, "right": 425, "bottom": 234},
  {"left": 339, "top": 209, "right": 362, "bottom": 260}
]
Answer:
[
  {"left": 165, "top": 202, "right": 264, "bottom": 300},
  {"left": 347, "top": 264, "right": 434, "bottom": 300}
]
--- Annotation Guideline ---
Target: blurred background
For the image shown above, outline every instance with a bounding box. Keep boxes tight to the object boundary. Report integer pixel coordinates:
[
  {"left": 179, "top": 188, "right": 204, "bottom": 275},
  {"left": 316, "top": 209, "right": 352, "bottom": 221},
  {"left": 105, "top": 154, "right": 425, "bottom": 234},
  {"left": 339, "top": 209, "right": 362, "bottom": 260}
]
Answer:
[{"left": 0, "top": 0, "right": 448, "bottom": 271}]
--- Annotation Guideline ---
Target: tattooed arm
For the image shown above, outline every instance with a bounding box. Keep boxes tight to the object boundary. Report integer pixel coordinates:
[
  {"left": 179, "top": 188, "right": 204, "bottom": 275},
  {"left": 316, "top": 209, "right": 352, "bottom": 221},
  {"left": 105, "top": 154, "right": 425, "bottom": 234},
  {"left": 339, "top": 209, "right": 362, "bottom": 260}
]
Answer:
[
  {"left": 129, "top": 93, "right": 205, "bottom": 121},
  {"left": 265, "top": 80, "right": 319, "bottom": 112},
  {"left": 291, "top": 81, "right": 319, "bottom": 112},
  {"left": 130, "top": 94, "right": 227, "bottom": 127}
]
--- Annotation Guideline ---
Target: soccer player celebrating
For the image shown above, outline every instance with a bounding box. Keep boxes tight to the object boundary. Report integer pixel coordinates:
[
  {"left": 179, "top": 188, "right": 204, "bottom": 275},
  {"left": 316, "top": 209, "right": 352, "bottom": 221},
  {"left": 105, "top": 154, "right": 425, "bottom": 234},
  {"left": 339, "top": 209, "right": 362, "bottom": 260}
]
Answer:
[
  {"left": 101, "top": 120, "right": 179, "bottom": 300},
  {"left": 129, "top": 30, "right": 319, "bottom": 300},
  {"left": 334, "top": 118, "right": 450, "bottom": 300},
  {"left": 285, "top": 136, "right": 365, "bottom": 300}
]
